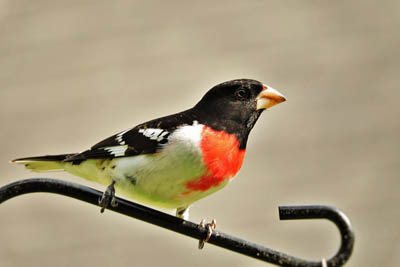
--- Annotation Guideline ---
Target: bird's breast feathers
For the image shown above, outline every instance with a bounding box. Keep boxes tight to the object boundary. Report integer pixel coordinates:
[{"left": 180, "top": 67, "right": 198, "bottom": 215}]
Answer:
[{"left": 185, "top": 125, "right": 245, "bottom": 192}]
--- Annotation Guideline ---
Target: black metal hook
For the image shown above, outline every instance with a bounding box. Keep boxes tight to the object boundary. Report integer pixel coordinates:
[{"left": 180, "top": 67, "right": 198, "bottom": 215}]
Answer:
[{"left": 0, "top": 178, "right": 354, "bottom": 266}]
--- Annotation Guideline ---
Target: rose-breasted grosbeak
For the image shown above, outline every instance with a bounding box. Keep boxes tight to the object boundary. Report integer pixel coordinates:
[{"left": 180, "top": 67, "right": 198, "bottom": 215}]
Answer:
[{"left": 12, "top": 79, "right": 286, "bottom": 220}]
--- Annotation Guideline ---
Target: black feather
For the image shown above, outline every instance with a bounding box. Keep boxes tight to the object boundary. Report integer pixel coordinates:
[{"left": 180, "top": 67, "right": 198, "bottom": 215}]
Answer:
[{"left": 12, "top": 154, "right": 75, "bottom": 162}]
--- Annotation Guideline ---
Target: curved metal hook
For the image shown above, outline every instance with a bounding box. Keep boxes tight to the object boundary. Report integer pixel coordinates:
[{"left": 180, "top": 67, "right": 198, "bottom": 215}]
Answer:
[
  {"left": 279, "top": 206, "right": 355, "bottom": 266},
  {"left": 0, "top": 178, "right": 354, "bottom": 266}
]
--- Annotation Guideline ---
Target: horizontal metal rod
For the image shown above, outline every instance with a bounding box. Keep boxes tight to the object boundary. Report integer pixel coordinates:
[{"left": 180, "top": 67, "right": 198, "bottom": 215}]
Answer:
[{"left": 0, "top": 178, "right": 354, "bottom": 266}]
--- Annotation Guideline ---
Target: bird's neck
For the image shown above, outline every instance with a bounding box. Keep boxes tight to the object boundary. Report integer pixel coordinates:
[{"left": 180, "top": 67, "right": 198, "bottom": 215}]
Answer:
[{"left": 188, "top": 108, "right": 261, "bottom": 150}]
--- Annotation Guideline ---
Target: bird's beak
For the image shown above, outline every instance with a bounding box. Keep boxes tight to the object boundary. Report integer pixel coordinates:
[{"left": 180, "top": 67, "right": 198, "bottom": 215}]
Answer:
[{"left": 256, "top": 84, "right": 286, "bottom": 110}]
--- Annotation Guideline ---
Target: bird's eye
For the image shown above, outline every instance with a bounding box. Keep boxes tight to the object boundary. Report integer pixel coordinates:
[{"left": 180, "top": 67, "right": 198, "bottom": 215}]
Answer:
[{"left": 235, "top": 89, "right": 250, "bottom": 100}]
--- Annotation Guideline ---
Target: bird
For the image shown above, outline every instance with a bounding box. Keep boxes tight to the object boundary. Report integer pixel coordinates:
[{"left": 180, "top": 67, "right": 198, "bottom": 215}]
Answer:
[{"left": 12, "top": 79, "right": 286, "bottom": 221}]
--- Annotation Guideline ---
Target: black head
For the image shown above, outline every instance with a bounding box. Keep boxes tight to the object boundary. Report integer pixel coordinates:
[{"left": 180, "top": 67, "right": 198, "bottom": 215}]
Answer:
[{"left": 192, "top": 79, "right": 286, "bottom": 149}]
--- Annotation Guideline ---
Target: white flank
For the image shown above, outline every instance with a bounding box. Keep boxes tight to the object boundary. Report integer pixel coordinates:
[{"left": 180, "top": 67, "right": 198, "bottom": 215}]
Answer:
[{"left": 103, "top": 145, "right": 128, "bottom": 157}]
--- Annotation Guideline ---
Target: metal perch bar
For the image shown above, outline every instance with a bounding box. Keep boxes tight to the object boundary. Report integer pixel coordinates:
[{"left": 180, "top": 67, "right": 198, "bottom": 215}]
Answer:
[{"left": 0, "top": 178, "right": 354, "bottom": 266}]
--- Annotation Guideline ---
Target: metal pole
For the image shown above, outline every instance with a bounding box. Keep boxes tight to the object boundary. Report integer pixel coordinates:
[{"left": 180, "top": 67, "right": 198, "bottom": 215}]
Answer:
[{"left": 0, "top": 178, "right": 354, "bottom": 266}]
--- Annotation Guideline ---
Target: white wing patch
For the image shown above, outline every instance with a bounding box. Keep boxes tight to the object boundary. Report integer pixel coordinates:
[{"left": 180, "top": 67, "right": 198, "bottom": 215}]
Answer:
[
  {"left": 103, "top": 145, "right": 128, "bottom": 157},
  {"left": 138, "top": 128, "right": 169, "bottom": 142},
  {"left": 115, "top": 128, "right": 132, "bottom": 145}
]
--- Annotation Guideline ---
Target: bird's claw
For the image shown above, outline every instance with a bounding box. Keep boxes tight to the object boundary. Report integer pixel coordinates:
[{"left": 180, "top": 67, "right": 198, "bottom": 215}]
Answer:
[
  {"left": 198, "top": 219, "right": 216, "bottom": 249},
  {"left": 98, "top": 181, "right": 118, "bottom": 213}
]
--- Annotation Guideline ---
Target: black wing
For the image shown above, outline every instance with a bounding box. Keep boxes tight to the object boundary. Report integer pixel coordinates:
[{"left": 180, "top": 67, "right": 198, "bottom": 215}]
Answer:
[{"left": 64, "top": 109, "right": 197, "bottom": 163}]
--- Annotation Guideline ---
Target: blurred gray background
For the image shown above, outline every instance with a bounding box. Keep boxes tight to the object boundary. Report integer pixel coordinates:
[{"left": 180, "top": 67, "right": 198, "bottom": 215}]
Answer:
[{"left": 1, "top": 1, "right": 399, "bottom": 266}]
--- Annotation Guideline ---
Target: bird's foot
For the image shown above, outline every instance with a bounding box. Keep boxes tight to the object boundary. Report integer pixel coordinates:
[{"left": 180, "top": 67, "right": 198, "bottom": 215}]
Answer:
[
  {"left": 198, "top": 219, "right": 216, "bottom": 249},
  {"left": 98, "top": 181, "right": 118, "bottom": 213}
]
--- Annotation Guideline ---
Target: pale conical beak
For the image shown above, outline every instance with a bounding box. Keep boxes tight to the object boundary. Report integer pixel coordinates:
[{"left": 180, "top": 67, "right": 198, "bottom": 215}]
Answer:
[{"left": 256, "top": 84, "right": 286, "bottom": 110}]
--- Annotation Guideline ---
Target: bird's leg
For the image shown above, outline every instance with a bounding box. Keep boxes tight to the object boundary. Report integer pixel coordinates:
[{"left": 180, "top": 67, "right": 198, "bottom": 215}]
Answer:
[
  {"left": 176, "top": 206, "right": 190, "bottom": 220},
  {"left": 198, "top": 219, "right": 217, "bottom": 249},
  {"left": 98, "top": 180, "right": 118, "bottom": 213}
]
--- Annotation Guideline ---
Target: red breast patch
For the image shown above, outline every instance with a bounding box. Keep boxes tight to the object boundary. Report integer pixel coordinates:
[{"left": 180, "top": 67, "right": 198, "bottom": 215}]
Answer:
[{"left": 185, "top": 126, "right": 245, "bottom": 192}]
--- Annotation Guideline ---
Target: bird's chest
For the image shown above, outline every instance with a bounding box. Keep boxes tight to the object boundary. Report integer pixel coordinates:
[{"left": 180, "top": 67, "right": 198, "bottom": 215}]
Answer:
[
  {"left": 201, "top": 127, "right": 245, "bottom": 178},
  {"left": 184, "top": 126, "right": 246, "bottom": 192}
]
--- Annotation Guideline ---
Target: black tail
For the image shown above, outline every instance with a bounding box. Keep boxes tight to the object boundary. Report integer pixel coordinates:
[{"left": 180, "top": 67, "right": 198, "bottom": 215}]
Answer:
[{"left": 12, "top": 154, "right": 76, "bottom": 163}]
